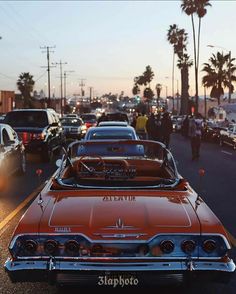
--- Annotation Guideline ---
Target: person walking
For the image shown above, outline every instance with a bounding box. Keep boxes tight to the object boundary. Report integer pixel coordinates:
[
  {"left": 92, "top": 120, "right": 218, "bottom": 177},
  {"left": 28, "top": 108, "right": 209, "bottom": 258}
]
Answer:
[
  {"left": 160, "top": 112, "right": 173, "bottom": 148},
  {"left": 135, "top": 111, "right": 148, "bottom": 139},
  {"left": 188, "top": 113, "right": 203, "bottom": 160}
]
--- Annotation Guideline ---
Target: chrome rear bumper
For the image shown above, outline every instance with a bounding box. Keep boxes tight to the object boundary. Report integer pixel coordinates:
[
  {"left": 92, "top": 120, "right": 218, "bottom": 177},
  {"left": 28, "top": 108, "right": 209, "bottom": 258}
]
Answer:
[{"left": 5, "top": 258, "right": 235, "bottom": 285}]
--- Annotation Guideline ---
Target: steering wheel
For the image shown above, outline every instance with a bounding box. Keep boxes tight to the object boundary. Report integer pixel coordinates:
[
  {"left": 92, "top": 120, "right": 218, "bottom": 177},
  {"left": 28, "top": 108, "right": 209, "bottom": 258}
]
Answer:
[{"left": 76, "top": 155, "right": 105, "bottom": 177}]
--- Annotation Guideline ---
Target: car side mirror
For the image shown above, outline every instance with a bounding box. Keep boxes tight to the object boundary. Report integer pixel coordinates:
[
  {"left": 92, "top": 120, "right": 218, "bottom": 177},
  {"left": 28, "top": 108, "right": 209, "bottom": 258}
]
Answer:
[{"left": 56, "top": 159, "right": 62, "bottom": 168}]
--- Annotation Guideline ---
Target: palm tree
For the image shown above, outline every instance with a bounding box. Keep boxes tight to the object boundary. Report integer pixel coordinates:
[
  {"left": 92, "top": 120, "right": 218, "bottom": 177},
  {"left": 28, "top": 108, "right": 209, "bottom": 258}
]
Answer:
[
  {"left": 167, "top": 24, "right": 179, "bottom": 102},
  {"left": 181, "top": 0, "right": 212, "bottom": 113},
  {"left": 133, "top": 66, "right": 155, "bottom": 113},
  {"left": 167, "top": 25, "right": 192, "bottom": 114},
  {"left": 17, "top": 72, "right": 35, "bottom": 108},
  {"left": 132, "top": 84, "right": 140, "bottom": 96},
  {"left": 202, "top": 52, "right": 236, "bottom": 105},
  {"left": 177, "top": 54, "right": 193, "bottom": 114},
  {"left": 155, "top": 83, "right": 162, "bottom": 106}
]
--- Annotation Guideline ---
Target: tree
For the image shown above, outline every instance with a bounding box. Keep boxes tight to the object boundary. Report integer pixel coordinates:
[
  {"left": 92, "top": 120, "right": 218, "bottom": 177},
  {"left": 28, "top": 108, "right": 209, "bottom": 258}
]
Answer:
[
  {"left": 167, "top": 24, "right": 192, "bottom": 114},
  {"left": 177, "top": 54, "right": 193, "bottom": 114},
  {"left": 17, "top": 72, "right": 35, "bottom": 108},
  {"left": 167, "top": 24, "right": 179, "bottom": 103},
  {"left": 181, "top": 0, "right": 212, "bottom": 113},
  {"left": 133, "top": 65, "right": 155, "bottom": 112},
  {"left": 202, "top": 51, "right": 236, "bottom": 105},
  {"left": 155, "top": 84, "right": 162, "bottom": 99},
  {"left": 132, "top": 84, "right": 140, "bottom": 95}
]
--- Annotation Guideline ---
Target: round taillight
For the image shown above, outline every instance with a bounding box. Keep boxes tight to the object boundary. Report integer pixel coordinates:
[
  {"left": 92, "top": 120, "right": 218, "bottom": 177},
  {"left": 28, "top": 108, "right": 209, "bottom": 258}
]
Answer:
[
  {"left": 203, "top": 239, "right": 217, "bottom": 253},
  {"left": 65, "top": 240, "right": 80, "bottom": 255},
  {"left": 160, "top": 240, "right": 175, "bottom": 254},
  {"left": 137, "top": 244, "right": 149, "bottom": 256},
  {"left": 25, "top": 240, "right": 38, "bottom": 254},
  {"left": 181, "top": 240, "right": 196, "bottom": 253},
  {"left": 44, "top": 240, "right": 59, "bottom": 255}
]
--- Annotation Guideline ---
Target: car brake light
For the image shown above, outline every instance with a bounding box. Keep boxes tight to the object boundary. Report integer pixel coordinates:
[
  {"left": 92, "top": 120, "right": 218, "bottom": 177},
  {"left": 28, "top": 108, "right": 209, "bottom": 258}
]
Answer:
[
  {"left": 24, "top": 240, "right": 38, "bottom": 254},
  {"left": 31, "top": 133, "right": 45, "bottom": 140},
  {"left": 44, "top": 240, "right": 59, "bottom": 255},
  {"left": 160, "top": 240, "right": 175, "bottom": 253},
  {"left": 202, "top": 239, "right": 217, "bottom": 253},
  {"left": 65, "top": 240, "right": 80, "bottom": 255},
  {"left": 181, "top": 240, "right": 196, "bottom": 253}
]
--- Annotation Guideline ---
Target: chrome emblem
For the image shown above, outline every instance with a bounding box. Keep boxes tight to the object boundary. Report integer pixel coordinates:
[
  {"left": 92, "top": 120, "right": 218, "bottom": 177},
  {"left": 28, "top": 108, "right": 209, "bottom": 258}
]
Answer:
[{"left": 116, "top": 218, "right": 124, "bottom": 229}]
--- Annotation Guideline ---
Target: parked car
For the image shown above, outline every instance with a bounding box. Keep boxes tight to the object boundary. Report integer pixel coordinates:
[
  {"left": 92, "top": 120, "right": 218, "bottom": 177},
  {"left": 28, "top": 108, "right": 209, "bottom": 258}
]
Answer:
[
  {"left": 5, "top": 140, "right": 235, "bottom": 286},
  {"left": 60, "top": 117, "right": 87, "bottom": 140},
  {"left": 80, "top": 113, "right": 97, "bottom": 129},
  {"left": 202, "top": 121, "right": 227, "bottom": 143},
  {"left": 83, "top": 125, "right": 138, "bottom": 141},
  {"left": 0, "top": 123, "right": 25, "bottom": 189},
  {"left": 219, "top": 123, "right": 236, "bottom": 149},
  {"left": 172, "top": 116, "right": 184, "bottom": 132},
  {"left": 4, "top": 109, "right": 64, "bottom": 162}
]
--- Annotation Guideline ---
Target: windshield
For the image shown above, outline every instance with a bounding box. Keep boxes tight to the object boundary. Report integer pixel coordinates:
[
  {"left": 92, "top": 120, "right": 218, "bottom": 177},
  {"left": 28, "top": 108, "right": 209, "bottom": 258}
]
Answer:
[
  {"left": 61, "top": 118, "right": 82, "bottom": 126},
  {"left": 4, "top": 111, "right": 48, "bottom": 128},
  {"left": 87, "top": 129, "right": 134, "bottom": 140}
]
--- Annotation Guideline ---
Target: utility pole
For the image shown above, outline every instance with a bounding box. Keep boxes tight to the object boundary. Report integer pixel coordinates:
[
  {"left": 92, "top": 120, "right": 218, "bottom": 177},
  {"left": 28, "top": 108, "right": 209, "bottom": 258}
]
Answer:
[
  {"left": 52, "top": 60, "right": 67, "bottom": 115},
  {"left": 79, "top": 79, "right": 86, "bottom": 97},
  {"left": 89, "top": 87, "right": 93, "bottom": 105},
  {"left": 40, "top": 45, "right": 56, "bottom": 107},
  {"left": 176, "top": 79, "right": 179, "bottom": 114},
  {"left": 229, "top": 50, "right": 232, "bottom": 103},
  {"left": 64, "top": 70, "right": 75, "bottom": 101}
]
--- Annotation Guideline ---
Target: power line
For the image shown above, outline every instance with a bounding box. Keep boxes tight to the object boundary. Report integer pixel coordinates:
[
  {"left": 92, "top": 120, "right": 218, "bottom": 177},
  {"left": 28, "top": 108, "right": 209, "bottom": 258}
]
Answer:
[{"left": 41, "top": 45, "right": 56, "bottom": 106}]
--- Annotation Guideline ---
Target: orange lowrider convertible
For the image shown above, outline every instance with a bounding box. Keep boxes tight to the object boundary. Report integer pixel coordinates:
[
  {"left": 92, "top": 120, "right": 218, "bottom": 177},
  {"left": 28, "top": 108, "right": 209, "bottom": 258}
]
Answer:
[{"left": 5, "top": 140, "right": 235, "bottom": 286}]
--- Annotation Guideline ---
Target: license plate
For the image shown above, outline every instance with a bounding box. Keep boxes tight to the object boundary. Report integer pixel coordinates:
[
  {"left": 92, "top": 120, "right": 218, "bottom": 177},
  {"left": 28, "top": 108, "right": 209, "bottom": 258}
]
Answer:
[{"left": 97, "top": 273, "right": 139, "bottom": 287}]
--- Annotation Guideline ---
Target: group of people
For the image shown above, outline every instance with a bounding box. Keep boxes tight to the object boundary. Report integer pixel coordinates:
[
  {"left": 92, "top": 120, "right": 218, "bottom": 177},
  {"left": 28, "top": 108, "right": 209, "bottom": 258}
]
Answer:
[
  {"left": 131, "top": 111, "right": 173, "bottom": 148},
  {"left": 99, "top": 110, "right": 205, "bottom": 161},
  {"left": 133, "top": 111, "right": 206, "bottom": 161}
]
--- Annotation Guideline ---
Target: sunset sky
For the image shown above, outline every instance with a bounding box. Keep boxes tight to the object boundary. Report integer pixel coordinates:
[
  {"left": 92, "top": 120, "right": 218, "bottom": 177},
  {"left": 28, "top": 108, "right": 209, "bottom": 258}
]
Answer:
[{"left": 0, "top": 0, "right": 235, "bottom": 98}]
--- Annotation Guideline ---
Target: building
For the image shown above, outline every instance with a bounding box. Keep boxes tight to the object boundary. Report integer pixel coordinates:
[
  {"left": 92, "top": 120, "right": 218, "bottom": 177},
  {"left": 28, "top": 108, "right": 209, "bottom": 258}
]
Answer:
[{"left": 0, "top": 90, "right": 14, "bottom": 114}]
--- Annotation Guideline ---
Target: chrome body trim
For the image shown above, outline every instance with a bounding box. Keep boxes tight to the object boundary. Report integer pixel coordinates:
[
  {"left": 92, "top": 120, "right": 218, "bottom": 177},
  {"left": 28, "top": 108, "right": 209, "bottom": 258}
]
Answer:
[{"left": 9, "top": 232, "right": 232, "bottom": 249}]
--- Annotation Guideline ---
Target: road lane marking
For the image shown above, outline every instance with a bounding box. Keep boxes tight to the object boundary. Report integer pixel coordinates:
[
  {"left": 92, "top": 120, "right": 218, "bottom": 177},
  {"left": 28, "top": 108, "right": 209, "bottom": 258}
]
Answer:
[
  {"left": 0, "top": 183, "right": 44, "bottom": 232},
  {"left": 221, "top": 150, "right": 232, "bottom": 155}
]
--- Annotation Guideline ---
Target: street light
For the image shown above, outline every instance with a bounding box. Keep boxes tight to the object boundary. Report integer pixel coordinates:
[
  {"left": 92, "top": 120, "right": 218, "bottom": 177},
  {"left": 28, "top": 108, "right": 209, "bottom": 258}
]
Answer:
[{"left": 207, "top": 44, "right": 232, "bottom": 103}]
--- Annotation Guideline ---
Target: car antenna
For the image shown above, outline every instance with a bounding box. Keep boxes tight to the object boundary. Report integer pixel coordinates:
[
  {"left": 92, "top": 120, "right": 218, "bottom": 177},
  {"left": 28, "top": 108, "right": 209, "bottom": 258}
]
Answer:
[
  {"left": 36, "top": 169, "right": 44, "bottom": 207},
  {"left": 195, "top": 168, "right": 205, "bottom": 209}
]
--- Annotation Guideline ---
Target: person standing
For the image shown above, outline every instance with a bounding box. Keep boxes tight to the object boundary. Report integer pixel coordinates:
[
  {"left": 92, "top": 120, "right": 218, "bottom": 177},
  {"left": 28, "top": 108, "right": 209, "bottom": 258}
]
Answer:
[
  {"left": 161, "top": 112, "right": 173, "bottom": 148},
  {"left": 135, "top": 111, "right": 148, "bottom": 139},
  {"left": 146, "top": 113, "right": 156, "bottom": 140},
  {"left": 189, "top": 113, "right": 203, "bottom": 160}
]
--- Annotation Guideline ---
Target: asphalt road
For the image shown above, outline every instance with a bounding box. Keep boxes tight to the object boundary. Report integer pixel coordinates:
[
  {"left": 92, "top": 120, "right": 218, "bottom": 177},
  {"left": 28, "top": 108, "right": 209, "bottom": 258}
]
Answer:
[{"left": 0, "top": 134, "right": 235, "bottom": 293}]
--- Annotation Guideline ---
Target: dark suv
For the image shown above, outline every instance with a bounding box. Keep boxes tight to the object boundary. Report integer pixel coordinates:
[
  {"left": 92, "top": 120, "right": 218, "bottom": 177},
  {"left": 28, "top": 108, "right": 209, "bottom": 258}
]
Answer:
[{"left": 4, "top": 109, "right": 64, "bottom": 161}]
